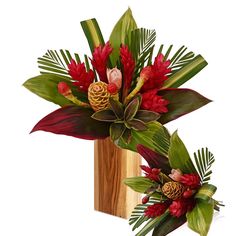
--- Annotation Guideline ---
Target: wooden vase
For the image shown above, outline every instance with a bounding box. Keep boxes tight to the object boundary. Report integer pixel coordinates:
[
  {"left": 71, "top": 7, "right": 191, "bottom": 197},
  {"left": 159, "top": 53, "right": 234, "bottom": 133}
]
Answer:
[{"left": 94, "top": 138, "right": 141, "bottom": 219}]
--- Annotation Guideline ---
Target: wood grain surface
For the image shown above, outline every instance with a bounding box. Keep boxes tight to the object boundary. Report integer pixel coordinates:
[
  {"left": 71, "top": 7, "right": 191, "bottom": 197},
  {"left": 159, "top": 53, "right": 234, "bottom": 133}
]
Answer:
[{"left": 94, "top": 138, "right": 141, "bottom": 219}]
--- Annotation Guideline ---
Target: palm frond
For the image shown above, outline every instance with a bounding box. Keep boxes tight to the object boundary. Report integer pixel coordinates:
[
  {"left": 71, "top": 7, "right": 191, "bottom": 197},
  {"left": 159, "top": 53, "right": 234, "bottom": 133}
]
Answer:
[
  {"left": 194, "top": 148, "right": 215, "bottom": 184},
  {"left": 38, "top": 49, "right": 81, "bottom": 78},
  {"left": 126, "top": 28, "right": 156, "bottom": 78},
  {"left": 157, "top": 44, "right": 195, "bottom": 76},
  {"left": 129, "top": 198, "right": 159, "bottom": 231}
]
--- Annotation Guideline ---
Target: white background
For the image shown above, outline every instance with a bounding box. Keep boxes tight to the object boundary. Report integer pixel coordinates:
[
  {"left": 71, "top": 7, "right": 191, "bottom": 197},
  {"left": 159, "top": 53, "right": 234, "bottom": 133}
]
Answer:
[{"left": 0, "top": 0, "right": 235, "bottom": 235}]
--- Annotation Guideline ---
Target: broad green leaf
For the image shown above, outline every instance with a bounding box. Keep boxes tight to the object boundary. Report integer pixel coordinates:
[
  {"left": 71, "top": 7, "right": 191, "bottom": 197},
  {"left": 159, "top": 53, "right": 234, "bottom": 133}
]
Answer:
[
  {"left": 162, "top": 55, "right": 208, "bottom": 88},
  {"left": 152, "top": 213, "right": 186, "bottom": 236},
  {"left": 23, "top": 74, "right": 88, "bottom": 106},
  {"left": 109, "top": 97, "right": 124, "bottom": 119},
  {"left": 117, "top": 122, "right": 170, "bottom": 157},
  {"left": 135, "top": 110, "right": 160, "bottom": 123},
  {"left": 126, "top": 119, "right": 147, "bottom": 131},
  {"left": 187, "top": 200, "right": 214, "bottom": 236},
  {"left": 109, "top": 8, "right": 137, "bottom": 66},
  {"left": 195, "top": 184, "right": 217, "bottom": 202},
  {"left": 81, "top": 18, "right": 105, "bottom": 54},
  {"left": 124, "top": 96, "right": 140, "bottom": 121},
  {"left": 158, "top": 89, "right": 212, "bottom": 124},
  {"left": 91, "top": 109, "right": 117, "bottom": 122},
  {"left": 124, "top": 176, "right": 153, "bottom": 193},
  {"left": 110, "top": 123, "right": 126, "bottom": 141},
  {"left": 168, "top": 131, "right": 196, "bottom": 173}
]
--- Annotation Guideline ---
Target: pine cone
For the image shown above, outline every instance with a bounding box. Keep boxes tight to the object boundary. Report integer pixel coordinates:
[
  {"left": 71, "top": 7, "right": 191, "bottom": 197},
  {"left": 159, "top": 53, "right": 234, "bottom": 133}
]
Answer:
[
  {"left": 162, "top": 182, "right": 185, "bottom": 200},
  {"left": 88, "top": 81, "right": 110, "bottom": 111}
]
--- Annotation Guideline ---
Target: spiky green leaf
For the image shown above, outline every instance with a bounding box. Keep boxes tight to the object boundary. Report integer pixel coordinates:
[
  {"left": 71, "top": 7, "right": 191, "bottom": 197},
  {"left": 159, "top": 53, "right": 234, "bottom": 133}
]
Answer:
[
  {"left": 38, "top": 49, "right": 81, "bottom": 78},
  {"left": 194, "top": 148, "right": 215, "bottom": 184}
]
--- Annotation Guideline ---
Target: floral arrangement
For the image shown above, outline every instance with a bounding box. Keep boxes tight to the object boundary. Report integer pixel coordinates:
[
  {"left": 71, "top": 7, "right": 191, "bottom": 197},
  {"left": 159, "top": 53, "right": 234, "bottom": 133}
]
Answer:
[
  {"left": 23, "top": 8, "right": 210, "bottom": 153},
  {"left": 125, "top": 132, "right": 223, "bottom": 236},
  {"left": 23, "top": 8, "right": 222, "bottom": 236}
]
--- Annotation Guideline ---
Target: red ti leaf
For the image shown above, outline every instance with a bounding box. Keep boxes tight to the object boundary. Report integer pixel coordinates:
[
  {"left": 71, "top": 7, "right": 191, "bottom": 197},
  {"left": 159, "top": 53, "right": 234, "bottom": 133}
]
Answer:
[
  {"left": 158, "top": 88, "right": 212, "bottom": 124},
  {"left": 31, "top": 106, "right": 110, "bottom": 140},
  {"left": 137, "top": 144, "right": 171, "bottom": 175}
]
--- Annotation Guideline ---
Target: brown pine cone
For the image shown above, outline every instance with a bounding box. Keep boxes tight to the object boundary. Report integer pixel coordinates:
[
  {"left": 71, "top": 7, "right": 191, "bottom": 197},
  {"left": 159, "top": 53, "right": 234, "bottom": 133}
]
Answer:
[
  {"left": 88, "top": 81, "right": 110, "bottom": 111},
  {"left": 162, "top": 181, "right": 185, "bottom": 200}
]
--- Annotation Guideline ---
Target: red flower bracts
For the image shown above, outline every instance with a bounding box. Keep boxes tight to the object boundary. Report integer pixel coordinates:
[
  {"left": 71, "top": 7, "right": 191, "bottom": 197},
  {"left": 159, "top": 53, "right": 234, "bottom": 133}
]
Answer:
[
  {"left": 180, "top": 173, "right": 201, "bottom": 189},
  {"left": 141, "top": 89, "right": 169, "bottom": 113},
  {"left": 141, "top": 165, "right": 160, "bottom": 182},
  {"left": 169, "top": 198, "right": 196, "bottom": 218},
  {"left": 58, "top": 82, "right": 72, "bottom": 97},
  {"left": 145, "top": 202, "right": 170, "bottom": 218},
  {"left": 141, "top": 54, "right": 171, "bottom": 92},
  {"left": 120, "top": 45, "right": 135, "bottom": 97},
  {"left": 68, "top": 59, "right": 94, "bottom": 92},
  {"left": 91, "top": 42, "right": 113, "bottom": 83}
]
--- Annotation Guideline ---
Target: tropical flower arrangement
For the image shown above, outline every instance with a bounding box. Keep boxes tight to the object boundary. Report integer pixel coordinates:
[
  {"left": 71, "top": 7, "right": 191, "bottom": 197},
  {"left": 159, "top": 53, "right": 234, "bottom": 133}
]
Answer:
[
  {"left": 124, "top": 132, "right": 223, "bottom": 236},
  {"left": 23, "top": 8, "right": 222, "bottom": 236},
  {"left": 23, "top": 8, "right": 210, "bottom": 153}
]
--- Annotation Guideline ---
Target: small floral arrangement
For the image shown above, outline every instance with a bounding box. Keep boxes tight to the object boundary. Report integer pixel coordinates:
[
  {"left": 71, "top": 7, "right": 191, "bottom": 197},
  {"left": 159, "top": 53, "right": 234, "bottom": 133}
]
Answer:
[
  {"left": 23, "top": 8, "right": 210, "bottom": 153},
  {"left": 124, "top": 132, "right": 223, "bottom": 236}
]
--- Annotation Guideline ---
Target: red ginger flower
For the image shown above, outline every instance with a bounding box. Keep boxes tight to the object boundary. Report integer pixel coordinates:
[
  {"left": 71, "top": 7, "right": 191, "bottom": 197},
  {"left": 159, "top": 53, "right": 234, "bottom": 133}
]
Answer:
[
  {"left": 68, "top": 59, "right": 94, "bottom": 92},
  {"left": 180, "top": 173, "right": 201, "bottom": 189},
  {"left": 169, "top": 198, "right": 196, "bottom": 218},
  {"left": 120, "top": 45, "right": 135, "bottom": 98},
  {"left": 145, "top": 202, "right": 170, "bottom": 218},
  {"left": 141, "top": 54, "right": 171, "bottom": 92},
  {"left": 58, "top": 82, "right": 72, "bottom": 97},
  {"left": 91, "top": 42, "right": 113, "bottom": 83},
  {"left": 141, "top": 88, "right": 169, "bottom": 113},
  {"left": 141, "top": 165, "right": 160, "bottom": 182}
]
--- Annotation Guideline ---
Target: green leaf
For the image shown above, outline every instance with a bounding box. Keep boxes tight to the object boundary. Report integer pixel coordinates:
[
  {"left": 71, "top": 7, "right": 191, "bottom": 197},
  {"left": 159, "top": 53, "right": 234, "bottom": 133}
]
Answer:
[
  {"left": 194, "top": 148, "right": 215, "bottom": 184},
  {"left": 158, "top": 89, "right": 212, "bottom": 124},
  {"left": 162, "top": 55, "right": 208, "bottom": 88},
  {"left": 124, "top": 96, "right": 140, "bottom": 121},
  {"left": 124, "top": 176, "right": 153, "bottom": 193},
  {"left": 135, "top": 110, "right": 160, "bottom": 123},
  {"left": 110, "top": 123, "right": 126, "bottom": 141},
  {"left": 23, "top": 74, "right": 87, "bottom": 106},
  {"left": 80, "top": 18, "right": 105, "bottom": 54},
  {"left": 126, "top": 28, "right": 156, "bottom": 78},
  {"left": 38, "top": 49, "right": 81, "bottom": 78},
  {"left": 152, "top": 213, "right": 186, "bottom": 236},
  {"left": 117, "top": 121, "right": 170, "bottom": 156},
  {"left": 109, "top": 8, "right": 137, "bottom": 66},
  {"left": 168, "top": 131, "right": 196, "bottom": 173},
  {"left": 109, "top": 97, "right": 124, "bottom": 119},
  {"left": 91, "top": 109, "right": 117, "bottom": 122},
  {"left": 127, "top": 119, "right": 147, "bottom": 131},
  {"left": 129, "top": 198, "right": 159, "bottom": 231},
  {"left": 195, "top": 184, "right": 217, "bottom": 202},
  {"left": 136, "top": 217, "right": 164, "bottom": 236},
  {"left": 187, "top": 200, "right": 214, "bottom": 236}
]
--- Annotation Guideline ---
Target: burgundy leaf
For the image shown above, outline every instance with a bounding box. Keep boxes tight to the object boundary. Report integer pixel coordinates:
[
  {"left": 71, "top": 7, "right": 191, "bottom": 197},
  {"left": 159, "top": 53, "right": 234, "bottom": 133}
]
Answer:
[
  {"left": 31, "top": 106, "right": 110, "bottom": 140},
  {"left": 158, "top": 88, "right": 212, "bottom": 124},
  {"left": 137, "top": 144, "right": 171, "bottom": 174}
]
